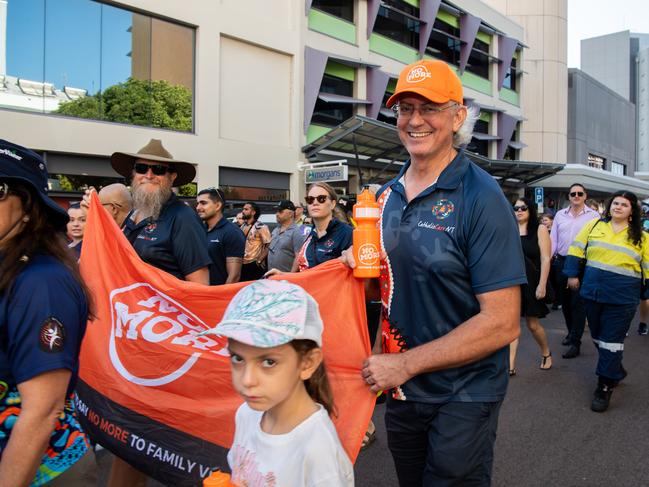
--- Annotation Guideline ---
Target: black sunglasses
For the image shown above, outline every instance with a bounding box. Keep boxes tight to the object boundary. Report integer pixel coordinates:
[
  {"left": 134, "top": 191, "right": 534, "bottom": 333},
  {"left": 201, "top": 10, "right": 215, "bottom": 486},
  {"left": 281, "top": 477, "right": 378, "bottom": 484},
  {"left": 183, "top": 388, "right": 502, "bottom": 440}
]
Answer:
[
  {"left": 0, "top": 182, "right": 22, "bottom": 201},
  {"left": 134, "top": 162, "right": 174, "bottom": 176},
  {"left": 570, "top": 191, "right": 585, "bottom": 197},
  {"left": 513, "top": 205, "right": 528, "bottom": 212},
  {"left": 305, "top": 195, "right": 330, "bottom": 204}
]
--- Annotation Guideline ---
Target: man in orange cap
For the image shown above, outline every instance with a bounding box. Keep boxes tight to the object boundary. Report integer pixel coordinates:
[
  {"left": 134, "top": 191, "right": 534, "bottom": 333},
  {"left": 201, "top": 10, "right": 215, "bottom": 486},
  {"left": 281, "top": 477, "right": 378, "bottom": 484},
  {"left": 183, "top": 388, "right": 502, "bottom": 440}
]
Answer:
[{"left": 348, "top": 60, "right": 526, "bottom": 485}]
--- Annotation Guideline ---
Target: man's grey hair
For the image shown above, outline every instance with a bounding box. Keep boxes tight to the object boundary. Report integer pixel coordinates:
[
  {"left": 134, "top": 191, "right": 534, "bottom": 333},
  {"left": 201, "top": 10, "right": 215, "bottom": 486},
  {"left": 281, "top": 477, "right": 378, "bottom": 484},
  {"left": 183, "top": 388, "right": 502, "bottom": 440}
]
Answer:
[{"left": 453, "top": 104, "right": 480, "bottom": 148}]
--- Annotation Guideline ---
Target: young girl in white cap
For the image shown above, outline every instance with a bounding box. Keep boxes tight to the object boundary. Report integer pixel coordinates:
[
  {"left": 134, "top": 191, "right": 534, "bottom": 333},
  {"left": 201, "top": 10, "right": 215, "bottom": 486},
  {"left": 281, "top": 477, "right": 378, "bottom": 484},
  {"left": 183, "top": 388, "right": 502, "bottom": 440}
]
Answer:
[{"left": 204, "top": 279, "right": 354, "bottom": 486}]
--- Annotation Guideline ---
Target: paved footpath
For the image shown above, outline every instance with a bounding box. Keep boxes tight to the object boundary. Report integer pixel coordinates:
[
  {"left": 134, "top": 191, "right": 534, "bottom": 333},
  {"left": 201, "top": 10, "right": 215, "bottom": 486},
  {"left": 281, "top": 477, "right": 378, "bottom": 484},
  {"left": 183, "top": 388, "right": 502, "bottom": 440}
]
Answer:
[{"left": 99, "top": 309, "right": 649, "bottom": 486}]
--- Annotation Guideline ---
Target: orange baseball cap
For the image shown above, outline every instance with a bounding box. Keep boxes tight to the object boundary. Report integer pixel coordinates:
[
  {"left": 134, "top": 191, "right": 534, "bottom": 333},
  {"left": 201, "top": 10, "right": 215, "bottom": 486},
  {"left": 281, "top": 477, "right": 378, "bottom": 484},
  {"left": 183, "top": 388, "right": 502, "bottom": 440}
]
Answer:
[{"left": 386, "top": 60, "right": 463, "bottom": 107}]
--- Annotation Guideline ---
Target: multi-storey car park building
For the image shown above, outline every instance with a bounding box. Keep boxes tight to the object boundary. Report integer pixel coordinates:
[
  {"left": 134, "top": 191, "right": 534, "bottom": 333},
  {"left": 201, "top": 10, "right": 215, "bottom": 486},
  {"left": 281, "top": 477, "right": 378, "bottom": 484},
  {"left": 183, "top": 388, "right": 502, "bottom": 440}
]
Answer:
[{"left": 0, "top": 0, "right": 565, "bottom": 209}]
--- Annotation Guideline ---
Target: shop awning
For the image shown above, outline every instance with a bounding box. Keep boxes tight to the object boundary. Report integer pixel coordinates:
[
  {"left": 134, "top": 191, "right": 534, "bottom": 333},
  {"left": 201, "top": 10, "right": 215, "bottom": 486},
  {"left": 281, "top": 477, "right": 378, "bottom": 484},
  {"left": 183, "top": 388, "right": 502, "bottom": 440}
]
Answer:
[
  {"left": 302, "top": 116, "right": 564, "bottom": 186},
  {"left": 530, "top": 164, "right": 649, "bottom": 198}
]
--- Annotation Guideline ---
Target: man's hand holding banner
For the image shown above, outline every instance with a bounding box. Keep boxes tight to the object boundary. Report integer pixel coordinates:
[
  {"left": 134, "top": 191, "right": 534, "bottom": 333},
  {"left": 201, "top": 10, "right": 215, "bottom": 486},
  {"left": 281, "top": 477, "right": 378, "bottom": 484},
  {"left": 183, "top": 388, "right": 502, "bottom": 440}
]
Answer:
[{"left": 77, "top": 193, "right": 375, "bottom": 485}]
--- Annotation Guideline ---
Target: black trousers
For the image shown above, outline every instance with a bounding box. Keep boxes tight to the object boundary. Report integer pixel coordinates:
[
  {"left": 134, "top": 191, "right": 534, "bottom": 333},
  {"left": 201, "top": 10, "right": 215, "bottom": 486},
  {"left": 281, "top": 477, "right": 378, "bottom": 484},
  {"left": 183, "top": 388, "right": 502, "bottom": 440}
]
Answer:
[
  {"left": 240, "top": 261, "right": 265, "bottom": 281},
  {"left": 553, "top": 256, "right": 587, "bottom": 346},
  {"left": 385, "top": 396, "right": 502, "bottom": 487}
]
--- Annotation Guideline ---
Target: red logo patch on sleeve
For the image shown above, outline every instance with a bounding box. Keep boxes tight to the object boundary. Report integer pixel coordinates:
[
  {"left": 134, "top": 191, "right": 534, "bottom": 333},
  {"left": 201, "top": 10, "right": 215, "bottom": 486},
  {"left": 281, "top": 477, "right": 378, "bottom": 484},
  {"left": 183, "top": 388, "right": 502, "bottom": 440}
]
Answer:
[{"left": 39, "top": 317, "right": 66, "bottom": 353}]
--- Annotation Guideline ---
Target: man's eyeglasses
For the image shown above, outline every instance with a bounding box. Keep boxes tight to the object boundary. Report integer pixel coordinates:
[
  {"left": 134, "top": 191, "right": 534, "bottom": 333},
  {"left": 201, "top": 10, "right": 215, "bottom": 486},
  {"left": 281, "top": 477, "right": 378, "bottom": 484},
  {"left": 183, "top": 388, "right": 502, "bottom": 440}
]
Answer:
[
  {"left": 513, "top": 205, "right": 528, "bottom": 212},
  {"left": 134, "top": 162, "right": 174, "bottom": 176},
  {"left": 305, "top": 195, "right": 330, "bottom": 205},
  {"left": 569, "top": 191, "right": 585, "bottom": 197},
  {"left": 392, "top": 102, "right": 459, "bottom": 119}
]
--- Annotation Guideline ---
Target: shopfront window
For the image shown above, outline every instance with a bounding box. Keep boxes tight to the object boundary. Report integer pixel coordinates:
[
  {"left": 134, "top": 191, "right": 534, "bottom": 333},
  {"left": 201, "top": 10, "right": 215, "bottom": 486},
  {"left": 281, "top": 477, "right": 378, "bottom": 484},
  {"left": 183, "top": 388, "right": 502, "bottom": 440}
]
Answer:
[
  {"left": 4, "top": 0, "right": 195, "bottom": 132},
  {"left": 373, "top": 0, "right": 420, "bottom": 51},
  {"left": 311, "top": 0, "right": 354, "bottom": 22}
]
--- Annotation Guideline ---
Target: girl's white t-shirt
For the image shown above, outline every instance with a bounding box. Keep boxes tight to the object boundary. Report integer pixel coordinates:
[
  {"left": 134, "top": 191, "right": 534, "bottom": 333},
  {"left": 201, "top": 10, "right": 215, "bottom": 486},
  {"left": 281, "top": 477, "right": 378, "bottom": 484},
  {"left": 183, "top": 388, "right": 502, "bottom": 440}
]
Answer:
[{"left": 228, "top": 402, "right": 354, "bottom": 487}]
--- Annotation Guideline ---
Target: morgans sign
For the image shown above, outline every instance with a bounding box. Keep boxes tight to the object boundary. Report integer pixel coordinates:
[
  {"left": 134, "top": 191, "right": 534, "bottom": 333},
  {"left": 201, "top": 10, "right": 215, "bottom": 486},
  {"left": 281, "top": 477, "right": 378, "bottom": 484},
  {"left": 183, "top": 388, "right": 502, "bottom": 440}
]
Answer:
[{"left": 305, "top": 165, "right": 348, "bottom": 183}]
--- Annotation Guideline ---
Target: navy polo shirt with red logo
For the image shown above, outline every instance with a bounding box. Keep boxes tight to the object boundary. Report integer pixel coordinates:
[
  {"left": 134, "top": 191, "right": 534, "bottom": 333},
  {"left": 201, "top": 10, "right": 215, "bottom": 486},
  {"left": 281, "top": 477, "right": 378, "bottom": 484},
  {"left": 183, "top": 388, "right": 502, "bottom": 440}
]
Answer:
[
  {"left": 123, "top": 194, "right": 212, "bottom": 280},
  {"left": 0, "top": 254, "right": 89, "bottom": 451},
  {"left": 378, "top": 150, "right": 526, "bottom": 403}
]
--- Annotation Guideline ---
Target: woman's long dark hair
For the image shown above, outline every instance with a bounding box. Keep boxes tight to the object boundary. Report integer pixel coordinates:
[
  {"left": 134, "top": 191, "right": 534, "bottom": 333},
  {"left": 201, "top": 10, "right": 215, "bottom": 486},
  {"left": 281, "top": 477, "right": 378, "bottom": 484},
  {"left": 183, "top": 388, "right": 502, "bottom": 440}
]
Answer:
[
  {"left": 604, "top": 190, "right": 643, "bottom": 246},
  {"left": 290, "top": 339, "right": 336, "bottom": 417},
  {"left": 0, "top": 181, "right": 95, "bottom": 314},
  {"left": 517, "top": 196, "right": 539, "bottom": 236}
]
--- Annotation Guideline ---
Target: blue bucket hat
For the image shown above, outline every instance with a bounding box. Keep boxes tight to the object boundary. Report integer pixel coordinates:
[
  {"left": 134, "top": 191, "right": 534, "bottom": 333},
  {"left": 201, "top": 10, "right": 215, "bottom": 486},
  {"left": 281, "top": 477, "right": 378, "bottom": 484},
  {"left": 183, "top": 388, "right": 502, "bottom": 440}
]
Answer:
[{"left": 0, "top": 140, "right": 69, "bottom": 229}]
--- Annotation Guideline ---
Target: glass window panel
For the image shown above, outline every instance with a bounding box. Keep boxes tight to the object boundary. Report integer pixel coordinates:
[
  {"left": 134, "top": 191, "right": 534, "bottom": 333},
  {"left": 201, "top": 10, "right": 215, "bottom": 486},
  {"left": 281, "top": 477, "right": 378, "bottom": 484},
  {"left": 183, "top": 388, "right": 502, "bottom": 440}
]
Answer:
[
  {"left": 468, "top": 138, "right": 488, "bottom": 157},
  {"left": 312, "top": 74, "right": 354, "bottom": 127},
  {"left": 427, "top": 19, "right": 461, "bottom": 66},
  {"left": 44, "top": 0, "right": 100, "bottom": 116},
  {"left": 4, "top": 0, "right": 46, "bottom": 112},
  {"left": 311, "top": 0, "right": 354, "bottom": 22},
  {"left": 374, "top": 5, "right": 420, "bottom": 50},
  {"left": 221, "top": 185, "right": 289, "bottom": 202},
  {"left": 4, "top": 0, "right": 194, "bottom": 132},
  {"left": 467, "top": 39, "right": 491, "bottom": 79}
]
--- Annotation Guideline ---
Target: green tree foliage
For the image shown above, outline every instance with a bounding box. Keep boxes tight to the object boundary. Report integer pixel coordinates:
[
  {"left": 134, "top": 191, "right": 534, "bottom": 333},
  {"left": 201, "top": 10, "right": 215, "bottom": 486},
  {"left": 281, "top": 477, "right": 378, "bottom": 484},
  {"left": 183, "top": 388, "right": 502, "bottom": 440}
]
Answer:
[{"left": 56, "top": 78, "right": 192, "bottom": 132}]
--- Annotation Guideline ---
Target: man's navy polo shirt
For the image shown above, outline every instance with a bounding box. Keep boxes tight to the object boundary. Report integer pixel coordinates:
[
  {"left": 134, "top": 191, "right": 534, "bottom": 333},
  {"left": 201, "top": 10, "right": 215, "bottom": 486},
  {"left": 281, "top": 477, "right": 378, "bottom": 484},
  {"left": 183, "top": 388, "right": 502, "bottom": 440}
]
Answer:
[
  {"left": 123, "top": 194, "right": 211, "bottom": 280},
  {"left": 0, "top": 254, "right": 89, "bottom": 450},
  {"left": 206, "top": 217, "right": 245, "bottom": 285},
  {"left": 297, "top": 218, "right": 352, "bottom": 271},
  {"left": 378, "top": 150, "right": 526, "bottom": 403}
]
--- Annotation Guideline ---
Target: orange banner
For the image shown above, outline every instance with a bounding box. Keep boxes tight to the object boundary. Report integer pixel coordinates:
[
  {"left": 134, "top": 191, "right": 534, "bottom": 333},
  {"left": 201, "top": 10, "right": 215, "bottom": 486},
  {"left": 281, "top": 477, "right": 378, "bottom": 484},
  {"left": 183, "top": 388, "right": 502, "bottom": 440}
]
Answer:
[{"left": 76, "top": 193, "right": 374, "bottom": 485}]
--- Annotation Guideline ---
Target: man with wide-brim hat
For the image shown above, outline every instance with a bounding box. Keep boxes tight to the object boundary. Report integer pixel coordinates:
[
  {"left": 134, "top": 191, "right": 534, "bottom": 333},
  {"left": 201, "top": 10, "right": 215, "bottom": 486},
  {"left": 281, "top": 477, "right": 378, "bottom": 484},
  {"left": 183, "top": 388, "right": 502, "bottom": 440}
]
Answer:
[
  {"left": 110, "top": 138, "right": 196, "bottom": 187},
  {"left": 106, "top": 139, "right": 212, "bottom": 485},
  {"left": 108, "top": 138, "right": 210, "bottom": 283},
  {"left": 341, "top": 60, "right": 527, "bottom": 486}
]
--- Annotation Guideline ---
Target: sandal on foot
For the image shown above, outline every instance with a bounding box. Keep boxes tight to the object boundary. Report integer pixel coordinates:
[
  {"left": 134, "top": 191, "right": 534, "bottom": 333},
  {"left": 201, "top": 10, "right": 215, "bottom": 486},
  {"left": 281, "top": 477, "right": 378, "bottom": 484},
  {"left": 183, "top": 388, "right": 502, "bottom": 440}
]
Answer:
[
  {"left": 508, "top": 368, "right": 516, "bottom": 377},
  {"left": 361, "top": 421, "right": 377, "bottom": 450},
  {"left": 540, "top": 353, "right": 552, "bottom": 370}
]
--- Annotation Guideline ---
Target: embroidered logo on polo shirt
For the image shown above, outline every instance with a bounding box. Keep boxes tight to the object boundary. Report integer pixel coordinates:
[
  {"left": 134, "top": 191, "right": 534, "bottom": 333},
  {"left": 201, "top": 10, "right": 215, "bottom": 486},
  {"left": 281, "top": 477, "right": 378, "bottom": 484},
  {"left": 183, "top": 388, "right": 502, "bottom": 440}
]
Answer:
[
  {"left": 39, "top": 317, "right": 66, "bottom": 353},
  {"left": 145, "top": 223, "right": 157, "bottom": 234},
  {"left": 324, "top": 239, "right": 334, "bottom": 248},
  {"left": 432, "top": 199, "right": 454, "bottom": 220}
]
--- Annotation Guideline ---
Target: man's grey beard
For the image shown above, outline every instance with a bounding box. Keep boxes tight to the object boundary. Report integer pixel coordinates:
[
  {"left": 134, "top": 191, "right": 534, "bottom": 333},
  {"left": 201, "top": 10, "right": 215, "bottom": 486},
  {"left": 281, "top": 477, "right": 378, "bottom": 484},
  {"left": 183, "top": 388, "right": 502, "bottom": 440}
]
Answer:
[{"left": 132, "top": 180, "right": 173, "bottom": 221}]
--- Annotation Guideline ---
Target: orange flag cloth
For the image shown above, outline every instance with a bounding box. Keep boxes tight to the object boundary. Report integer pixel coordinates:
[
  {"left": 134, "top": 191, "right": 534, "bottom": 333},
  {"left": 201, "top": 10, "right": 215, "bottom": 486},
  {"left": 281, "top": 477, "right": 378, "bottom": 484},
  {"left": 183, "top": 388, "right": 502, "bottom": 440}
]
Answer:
[{"left": 76, "top": 193, "right": 375, "bottom": 486}]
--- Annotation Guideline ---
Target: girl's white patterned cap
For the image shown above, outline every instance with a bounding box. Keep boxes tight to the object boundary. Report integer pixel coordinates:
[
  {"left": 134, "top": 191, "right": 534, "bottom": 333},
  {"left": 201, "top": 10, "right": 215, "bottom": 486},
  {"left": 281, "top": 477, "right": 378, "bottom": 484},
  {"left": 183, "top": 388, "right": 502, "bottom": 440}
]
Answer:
[{"left": 201, "top": 280, "right": 324, "bottom": 348}]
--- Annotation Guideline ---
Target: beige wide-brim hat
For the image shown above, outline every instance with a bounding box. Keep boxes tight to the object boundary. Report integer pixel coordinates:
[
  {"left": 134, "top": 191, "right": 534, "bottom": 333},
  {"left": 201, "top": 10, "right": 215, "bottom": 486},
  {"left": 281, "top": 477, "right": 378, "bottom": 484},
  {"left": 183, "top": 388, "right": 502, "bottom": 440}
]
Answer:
[{"left": 110, "top": 139, "right": 196, "bottom": 187}]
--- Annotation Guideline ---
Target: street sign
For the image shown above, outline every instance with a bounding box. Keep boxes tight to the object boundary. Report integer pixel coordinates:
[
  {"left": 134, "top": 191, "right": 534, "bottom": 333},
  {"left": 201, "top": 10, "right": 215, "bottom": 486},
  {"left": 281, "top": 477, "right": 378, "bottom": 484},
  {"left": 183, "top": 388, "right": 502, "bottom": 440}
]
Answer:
[
  {"left": 534, "top": 187, "right": 544, "bottom": 204},
  {"left": 305, "top": 165, "right": 348, "bottom": 183}
]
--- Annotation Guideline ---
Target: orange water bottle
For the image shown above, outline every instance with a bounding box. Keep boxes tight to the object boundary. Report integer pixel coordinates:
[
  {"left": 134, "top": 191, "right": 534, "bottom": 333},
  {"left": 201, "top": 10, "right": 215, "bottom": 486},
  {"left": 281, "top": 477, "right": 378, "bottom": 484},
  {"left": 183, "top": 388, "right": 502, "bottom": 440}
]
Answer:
[
  {"left": 353, "top": 186, "right": 381, "bottom": 278},
  {"left": 203, "top": 470, "right": 235, "bottom": 486}
]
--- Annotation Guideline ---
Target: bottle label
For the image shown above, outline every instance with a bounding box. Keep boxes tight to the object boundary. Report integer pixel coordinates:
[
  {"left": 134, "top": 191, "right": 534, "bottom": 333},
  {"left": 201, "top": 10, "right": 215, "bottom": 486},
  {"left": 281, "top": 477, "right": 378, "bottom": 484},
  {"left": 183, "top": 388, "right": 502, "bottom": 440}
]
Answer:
[
  {"left": 357, "top": 243, "right": 380, "bottom": 266},
  {"left": 354, "top": 207, "right": 380, "bottom": 219}
]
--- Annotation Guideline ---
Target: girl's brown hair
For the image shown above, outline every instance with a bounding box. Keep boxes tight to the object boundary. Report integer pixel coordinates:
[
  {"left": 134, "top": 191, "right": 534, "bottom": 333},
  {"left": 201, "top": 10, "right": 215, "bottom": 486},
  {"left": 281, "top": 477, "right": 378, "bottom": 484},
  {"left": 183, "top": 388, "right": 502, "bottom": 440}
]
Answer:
[
  {"left": 0, "top": 181, "right": 95, "bottom": 315},
  {"left": 290, "top": 339, "right": 336, "bottom": 417}
]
